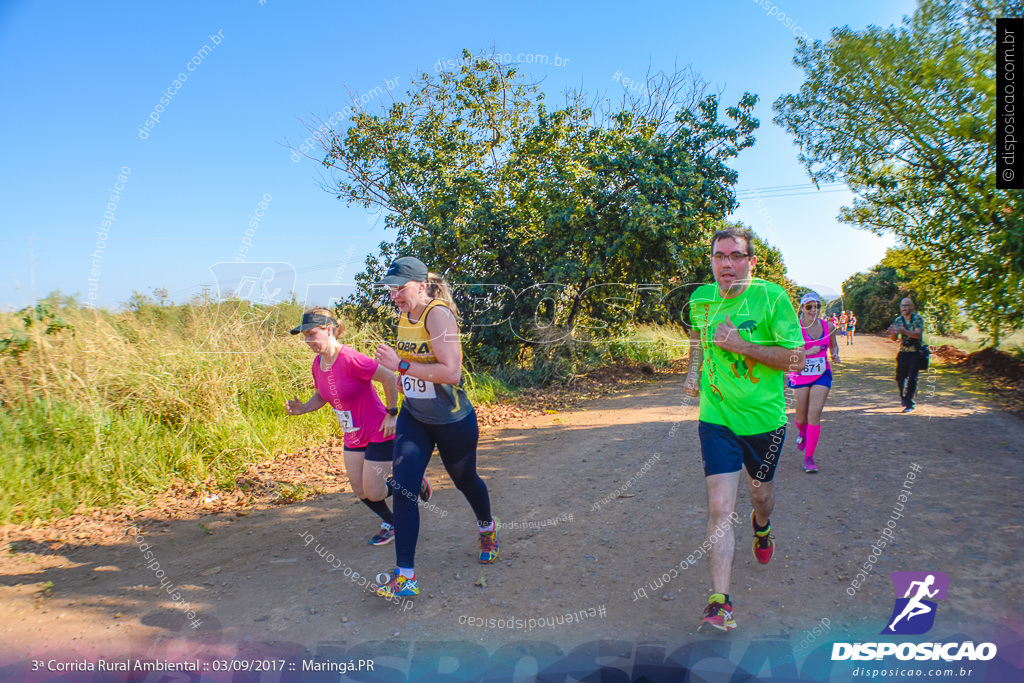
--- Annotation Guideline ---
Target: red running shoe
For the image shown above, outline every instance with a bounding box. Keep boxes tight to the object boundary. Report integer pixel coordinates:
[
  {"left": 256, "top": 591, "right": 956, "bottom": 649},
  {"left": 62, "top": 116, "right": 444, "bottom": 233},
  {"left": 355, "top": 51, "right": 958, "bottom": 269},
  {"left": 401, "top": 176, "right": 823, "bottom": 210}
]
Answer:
[
  {"left": 751, "top": 510, "right": 774, "bottom": 564},
  {"left": 698, "top": 594, "right": 736, "bottom": 633}
]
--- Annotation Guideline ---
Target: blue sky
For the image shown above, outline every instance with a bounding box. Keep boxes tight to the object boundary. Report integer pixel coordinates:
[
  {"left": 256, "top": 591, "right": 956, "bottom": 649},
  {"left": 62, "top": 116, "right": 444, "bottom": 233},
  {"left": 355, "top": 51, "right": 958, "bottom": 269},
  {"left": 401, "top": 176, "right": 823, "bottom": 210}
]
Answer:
[{"left": 0, "top": 0, "right": 918, "bottom": 311}]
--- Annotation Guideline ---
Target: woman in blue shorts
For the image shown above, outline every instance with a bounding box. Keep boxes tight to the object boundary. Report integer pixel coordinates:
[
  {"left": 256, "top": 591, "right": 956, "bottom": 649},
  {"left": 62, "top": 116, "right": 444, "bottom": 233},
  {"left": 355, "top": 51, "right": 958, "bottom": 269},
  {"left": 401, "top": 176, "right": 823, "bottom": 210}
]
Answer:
[{"left": 788, "top": 293, "right": 840, "bottom": 473}]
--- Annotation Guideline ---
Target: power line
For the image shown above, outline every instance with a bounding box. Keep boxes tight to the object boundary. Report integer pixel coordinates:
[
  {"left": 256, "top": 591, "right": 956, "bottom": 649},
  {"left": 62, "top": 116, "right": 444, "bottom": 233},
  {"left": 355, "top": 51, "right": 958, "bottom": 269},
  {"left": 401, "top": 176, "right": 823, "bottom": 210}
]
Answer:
[
  {"left": 737, "top": 181, "right": 846, "bottom": 194},
  {"left": 735, "top": 181, "right": 850, "bottom": 200},
  {"left": 165, "top": 257, "right": 366, "bottom": 299},
  {"left": 736, "top": 188, "right": 851, "bottom": 200}
]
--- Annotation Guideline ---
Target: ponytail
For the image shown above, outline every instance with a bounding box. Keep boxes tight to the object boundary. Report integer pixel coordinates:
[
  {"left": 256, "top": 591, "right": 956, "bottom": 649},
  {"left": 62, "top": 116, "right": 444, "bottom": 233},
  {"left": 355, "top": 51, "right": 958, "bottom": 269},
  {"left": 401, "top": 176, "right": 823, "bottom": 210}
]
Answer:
[{"left": 426, "top": 272, "right": 459, "bottom": 319}]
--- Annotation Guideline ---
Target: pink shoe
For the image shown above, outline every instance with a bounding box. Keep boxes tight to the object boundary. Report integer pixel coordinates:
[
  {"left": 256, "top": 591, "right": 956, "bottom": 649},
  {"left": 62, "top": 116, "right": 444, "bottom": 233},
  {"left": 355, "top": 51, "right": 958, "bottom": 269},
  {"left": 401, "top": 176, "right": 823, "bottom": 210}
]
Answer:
[{"left": 803, "top": 455, "right": 818, "bottom": 473}]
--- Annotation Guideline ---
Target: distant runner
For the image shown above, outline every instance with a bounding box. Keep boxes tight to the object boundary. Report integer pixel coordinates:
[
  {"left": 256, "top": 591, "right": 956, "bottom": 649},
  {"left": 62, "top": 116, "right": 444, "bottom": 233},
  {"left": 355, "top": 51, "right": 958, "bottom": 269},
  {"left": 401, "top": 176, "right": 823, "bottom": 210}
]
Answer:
[
  {"left": 683, "top": 226, "right": 805, "bottom": 633},
  {"left": 845, "top": 311, "right": 857, "bottom": 346}
]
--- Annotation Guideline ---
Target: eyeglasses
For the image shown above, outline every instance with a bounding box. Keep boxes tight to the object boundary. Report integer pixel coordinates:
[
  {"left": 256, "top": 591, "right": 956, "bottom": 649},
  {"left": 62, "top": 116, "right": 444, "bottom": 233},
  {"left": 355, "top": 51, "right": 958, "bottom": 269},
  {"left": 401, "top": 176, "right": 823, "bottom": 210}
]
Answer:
[
  {"left": 804, "top": 303, "right": 820, "bottom": 310},
  {"left": 388, "top": 282, "right": 417, "bottom": 294},
  {"left": 710, "top": 252, "right": 750, "bottom": 264}
]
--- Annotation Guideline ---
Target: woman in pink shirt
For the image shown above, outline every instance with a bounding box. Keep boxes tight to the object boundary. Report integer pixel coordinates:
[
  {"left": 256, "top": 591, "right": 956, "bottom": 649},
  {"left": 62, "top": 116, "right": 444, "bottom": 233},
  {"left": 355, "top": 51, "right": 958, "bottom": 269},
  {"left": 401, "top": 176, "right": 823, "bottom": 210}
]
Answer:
[
  {"left": 286, "top": 308, "right": 431, "bottom": 545},
  {"left": 787, "top": 293, "right": 841, "bottom": 473}
]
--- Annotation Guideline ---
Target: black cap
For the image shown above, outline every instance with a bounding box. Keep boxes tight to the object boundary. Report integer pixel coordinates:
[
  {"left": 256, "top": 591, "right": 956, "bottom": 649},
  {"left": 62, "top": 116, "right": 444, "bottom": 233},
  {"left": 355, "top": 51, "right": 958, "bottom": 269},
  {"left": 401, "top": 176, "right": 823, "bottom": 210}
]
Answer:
[
  {"left": 377, "top": 257, "right": 428, "bottom": 286},
  {"left": 290, "top": 312, "right": 337, "bottom": 335}
]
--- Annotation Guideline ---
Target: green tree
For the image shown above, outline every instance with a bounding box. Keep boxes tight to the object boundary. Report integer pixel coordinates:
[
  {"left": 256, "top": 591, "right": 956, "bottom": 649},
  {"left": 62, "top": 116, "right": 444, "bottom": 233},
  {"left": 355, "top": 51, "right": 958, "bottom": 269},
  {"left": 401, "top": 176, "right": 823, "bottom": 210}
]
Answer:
[
  {"left": 841, "top": 250, "right": 966, "bottom": 336},
  {"left": 880, "top": 247, "right": 966, "bottom": 336},
  {"left": 774, "top": 0, "right": 1022, "bottom": 345},
  {"left": 309, "top": 50, "right": 761, "bottom": 371},
  {"left": 842, "top": 265, "right": 905, "bottom": 333},
  {"left": 823, "top": 298, "right": 845, "bottom": 319}
]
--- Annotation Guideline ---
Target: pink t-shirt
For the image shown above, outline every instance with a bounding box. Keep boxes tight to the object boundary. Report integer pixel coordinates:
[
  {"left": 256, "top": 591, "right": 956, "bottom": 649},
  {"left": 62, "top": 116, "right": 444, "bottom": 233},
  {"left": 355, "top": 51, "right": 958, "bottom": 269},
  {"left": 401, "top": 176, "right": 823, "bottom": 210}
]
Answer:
[
  {"left": 311, "top": 345, "right": 390, "bottom": 449},
  {"left": 788, "top": 320, "right": 831, "bottom": 387}
]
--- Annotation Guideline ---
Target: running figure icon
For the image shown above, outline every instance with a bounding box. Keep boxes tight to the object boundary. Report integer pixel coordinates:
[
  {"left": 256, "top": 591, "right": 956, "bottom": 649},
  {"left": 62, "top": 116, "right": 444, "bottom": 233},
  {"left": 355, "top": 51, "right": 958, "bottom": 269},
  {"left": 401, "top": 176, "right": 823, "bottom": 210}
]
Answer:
[{"left": 887, "top": 574, "right": 939, "bottom": 631}]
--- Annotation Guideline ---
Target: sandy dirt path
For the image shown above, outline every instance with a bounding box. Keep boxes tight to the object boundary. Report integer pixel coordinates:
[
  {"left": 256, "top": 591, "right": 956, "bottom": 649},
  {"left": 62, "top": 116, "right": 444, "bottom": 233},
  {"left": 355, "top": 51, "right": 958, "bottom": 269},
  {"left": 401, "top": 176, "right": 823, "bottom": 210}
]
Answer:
[{"left": 1, "top": 334, "right": 1022, "bottom": 681}]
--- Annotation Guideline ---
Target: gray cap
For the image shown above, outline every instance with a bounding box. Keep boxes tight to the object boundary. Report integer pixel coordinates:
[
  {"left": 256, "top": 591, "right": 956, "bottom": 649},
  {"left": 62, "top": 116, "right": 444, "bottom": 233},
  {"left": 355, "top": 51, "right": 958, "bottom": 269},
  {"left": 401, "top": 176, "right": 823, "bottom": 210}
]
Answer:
[{"left": 377, "top": 257, "right": 428, "bottom": 286}]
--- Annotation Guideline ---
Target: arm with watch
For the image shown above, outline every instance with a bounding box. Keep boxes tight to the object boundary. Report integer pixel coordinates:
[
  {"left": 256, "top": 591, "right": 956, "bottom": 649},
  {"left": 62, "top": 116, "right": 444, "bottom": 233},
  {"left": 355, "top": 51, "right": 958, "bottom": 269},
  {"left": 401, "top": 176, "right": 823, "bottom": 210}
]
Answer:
[
  {"left": 374, "top": 306, "right": 464, "bottom": 387},
  {"left": 371, "top": 364, "right": 400, "bottom": 436}
]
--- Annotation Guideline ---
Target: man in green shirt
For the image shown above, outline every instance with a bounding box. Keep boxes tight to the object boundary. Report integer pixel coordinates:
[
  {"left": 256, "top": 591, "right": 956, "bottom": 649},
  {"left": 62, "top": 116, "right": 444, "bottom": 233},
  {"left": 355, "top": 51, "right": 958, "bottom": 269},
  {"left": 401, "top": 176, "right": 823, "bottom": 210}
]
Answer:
[
  {"left": 887, "top": 297, "right": 926, "bottom": 413},
  {"left": 684, "top": 226, "right": 805, "bottom": 633}
]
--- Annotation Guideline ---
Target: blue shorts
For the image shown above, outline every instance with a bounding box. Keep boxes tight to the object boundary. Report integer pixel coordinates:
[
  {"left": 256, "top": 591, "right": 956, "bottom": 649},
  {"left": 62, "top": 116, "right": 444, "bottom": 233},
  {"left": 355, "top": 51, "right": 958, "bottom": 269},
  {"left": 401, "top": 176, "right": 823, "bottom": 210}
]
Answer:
[
  {"left": 787, "top": 368, "right": 833, "bottom": 390},
  {"left": 698, "top": 421, "right": 785, "bottom": 482},
  {"left": 344, "top": 439, "right": 394, "bottom": 462}
]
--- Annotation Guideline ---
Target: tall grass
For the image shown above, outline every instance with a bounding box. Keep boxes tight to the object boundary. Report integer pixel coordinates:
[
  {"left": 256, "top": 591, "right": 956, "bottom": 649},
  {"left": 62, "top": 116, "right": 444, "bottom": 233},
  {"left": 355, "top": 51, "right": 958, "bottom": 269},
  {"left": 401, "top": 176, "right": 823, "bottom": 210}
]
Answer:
[
  {"left": 925, "top": 326, "right": 1024, "bottom": 357},
  {"left": 0, "top": 303, "right": 686, "bottom": 524},
  {"left": 489, "top": 323, "right": 689, "bottom": 386},
  {"left": 0, "top": 302, "right": 341, "bottom": 523},
  {"left": 606, "top": 324, "right": 690, "bottom": 366}
]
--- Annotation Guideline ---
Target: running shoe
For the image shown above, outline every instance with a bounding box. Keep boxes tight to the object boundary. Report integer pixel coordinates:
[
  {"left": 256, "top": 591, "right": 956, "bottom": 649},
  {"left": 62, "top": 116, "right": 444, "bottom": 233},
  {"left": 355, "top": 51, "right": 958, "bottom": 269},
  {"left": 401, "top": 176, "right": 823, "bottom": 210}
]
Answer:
[
  {"left": 371, "top": 522, "right": 395, "bottom": 546},
  {"left": 698, "top": 594, "right": 736, "bottom": 633},
  {"left": 479, "top": 517, "right": 500, "bottom": 564},
  {"left": 751, "top": 511, "right": 774, "bottom": 564},
  {"left": 803, "top": 455, "right": 818, "bottom": 473},
  {"left": 376, "top": 569, "right": 419, "bottom": 598},
  {"left": 419, "top": 475, "right": 433, "bottom": 502},
  {"left": 796, "top": 434, "right": 806, "bottom": 451},
  {"left": 902, "top": 406, "right": 916, "bottom": 413}
]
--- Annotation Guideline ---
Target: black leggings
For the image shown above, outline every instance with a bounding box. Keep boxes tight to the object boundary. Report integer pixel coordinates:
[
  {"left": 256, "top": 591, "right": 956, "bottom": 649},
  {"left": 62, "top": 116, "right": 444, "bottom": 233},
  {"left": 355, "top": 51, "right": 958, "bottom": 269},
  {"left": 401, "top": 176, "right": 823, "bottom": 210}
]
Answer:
[
  {"left": 896, "top": 351, "right": 921, "bottom": 408},
  {"left": 392, "top": 408, "right": 492, "bottom": 568}
]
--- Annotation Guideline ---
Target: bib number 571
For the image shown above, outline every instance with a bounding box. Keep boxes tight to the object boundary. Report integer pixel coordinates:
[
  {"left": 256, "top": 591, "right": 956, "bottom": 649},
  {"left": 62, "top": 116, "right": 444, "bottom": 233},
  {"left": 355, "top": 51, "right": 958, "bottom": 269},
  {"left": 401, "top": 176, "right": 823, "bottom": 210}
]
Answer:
[{"left": 800, "top": 356, "right": 826, "bottom": 377}]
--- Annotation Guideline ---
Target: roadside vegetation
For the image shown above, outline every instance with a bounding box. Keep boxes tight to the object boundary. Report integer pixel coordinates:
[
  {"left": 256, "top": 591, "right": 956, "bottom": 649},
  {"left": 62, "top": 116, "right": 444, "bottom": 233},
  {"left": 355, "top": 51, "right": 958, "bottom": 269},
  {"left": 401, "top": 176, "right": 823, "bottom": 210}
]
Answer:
[{"left": 0, "top": 295, "right": 688, "bottom": 524}]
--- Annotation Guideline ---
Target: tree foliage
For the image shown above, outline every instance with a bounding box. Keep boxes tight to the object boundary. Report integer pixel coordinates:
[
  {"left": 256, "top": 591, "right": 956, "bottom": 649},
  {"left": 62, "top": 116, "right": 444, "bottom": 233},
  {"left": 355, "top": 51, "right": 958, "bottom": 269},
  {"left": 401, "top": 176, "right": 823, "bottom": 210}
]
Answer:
[
  {"left": 842, "top": 265, "right": 907, "bottom": 334},
  {"left": 774, "top": 0, "right": 1022, "bottom": 345},
  {"left": 879, "top": 247, "right": 966, "bottom": 335},
  {"left": 310, "top": 50, "right": 768, "bottom": 373},
  {"left": 842, "top": 248, "right": 966, "bottom": 335}
]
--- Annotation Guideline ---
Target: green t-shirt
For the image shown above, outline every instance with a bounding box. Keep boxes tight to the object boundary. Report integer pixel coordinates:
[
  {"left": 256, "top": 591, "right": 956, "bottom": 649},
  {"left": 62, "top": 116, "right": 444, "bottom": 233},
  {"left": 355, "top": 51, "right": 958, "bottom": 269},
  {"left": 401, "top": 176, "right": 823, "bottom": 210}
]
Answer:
[
  {"left": 893, "top": 312, "right": 926, "bottom": 353},
  {"left": 689, "top": 279, "right": 803, "bottom": 435}
]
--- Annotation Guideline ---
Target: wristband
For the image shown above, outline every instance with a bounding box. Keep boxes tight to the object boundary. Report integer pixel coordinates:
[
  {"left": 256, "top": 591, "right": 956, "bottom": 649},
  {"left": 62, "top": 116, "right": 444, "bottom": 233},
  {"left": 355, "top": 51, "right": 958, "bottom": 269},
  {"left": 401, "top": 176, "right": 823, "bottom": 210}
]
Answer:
[{"left": 386, "top": 407, "right": 399, "bottom": 417}]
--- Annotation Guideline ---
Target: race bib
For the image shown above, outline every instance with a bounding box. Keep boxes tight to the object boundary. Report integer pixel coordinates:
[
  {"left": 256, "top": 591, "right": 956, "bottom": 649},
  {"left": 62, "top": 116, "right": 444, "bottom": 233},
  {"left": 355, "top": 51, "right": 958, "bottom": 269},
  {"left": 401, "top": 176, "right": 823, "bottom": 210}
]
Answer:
[
  {"left": 333, "top": 408, "right": 360, "bottom": 433},
  {"left": 401, "top": 374, "right": 437, "bottom": 399},
  {"left": 800, "top": 356, "right": 826, "bottom": 377}
]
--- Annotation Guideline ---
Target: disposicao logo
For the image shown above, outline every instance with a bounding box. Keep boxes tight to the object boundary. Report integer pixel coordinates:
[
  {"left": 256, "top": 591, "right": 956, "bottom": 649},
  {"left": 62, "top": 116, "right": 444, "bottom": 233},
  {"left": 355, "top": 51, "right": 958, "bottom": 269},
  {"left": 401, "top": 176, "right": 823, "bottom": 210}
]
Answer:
[
  {"left": 882, "top": 571, "right": 948, "bottom": 635},
  {"left": 831, "top": 571, "right": 997, "bottom": 662}
]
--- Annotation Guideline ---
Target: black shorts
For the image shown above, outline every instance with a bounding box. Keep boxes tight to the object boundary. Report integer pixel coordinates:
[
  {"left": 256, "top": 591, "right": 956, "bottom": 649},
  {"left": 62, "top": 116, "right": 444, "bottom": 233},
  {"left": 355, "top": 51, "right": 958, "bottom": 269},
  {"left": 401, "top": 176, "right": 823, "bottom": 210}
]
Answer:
[
  {"left": 344, "top": 439, "right": 395, "bottom": 462},
  {"left": 698, "top": 421, "right": 785, "bottom": 483}
]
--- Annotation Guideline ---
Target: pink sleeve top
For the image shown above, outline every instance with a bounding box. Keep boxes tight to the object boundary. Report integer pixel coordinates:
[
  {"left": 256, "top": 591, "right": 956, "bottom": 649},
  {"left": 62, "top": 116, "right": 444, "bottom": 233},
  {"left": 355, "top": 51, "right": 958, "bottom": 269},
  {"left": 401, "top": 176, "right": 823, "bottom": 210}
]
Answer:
[
  {"left": 788, "top": 320, "right": 831, "bottom": 387},
  {"left": 311, "top": 345, "right": 391, "bottom": 449}
]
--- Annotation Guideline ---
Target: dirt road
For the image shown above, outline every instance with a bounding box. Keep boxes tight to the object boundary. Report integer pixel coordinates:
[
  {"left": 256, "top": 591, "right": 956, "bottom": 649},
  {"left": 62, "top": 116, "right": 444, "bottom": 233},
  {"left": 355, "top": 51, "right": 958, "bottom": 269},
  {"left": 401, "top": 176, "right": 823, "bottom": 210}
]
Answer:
[{"left": 2, "top": 334, "right": 1022, "bottom": 681}]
